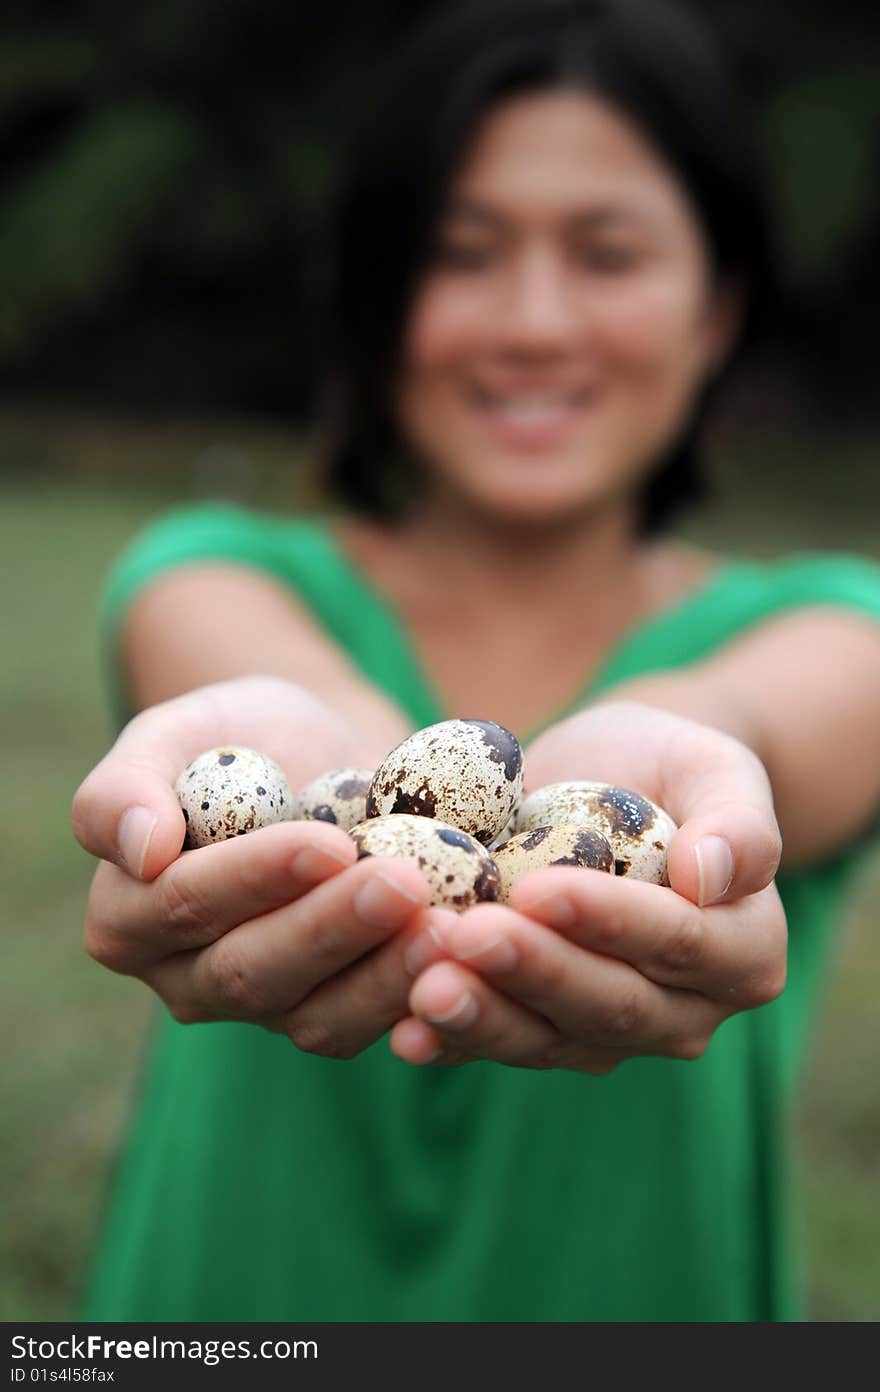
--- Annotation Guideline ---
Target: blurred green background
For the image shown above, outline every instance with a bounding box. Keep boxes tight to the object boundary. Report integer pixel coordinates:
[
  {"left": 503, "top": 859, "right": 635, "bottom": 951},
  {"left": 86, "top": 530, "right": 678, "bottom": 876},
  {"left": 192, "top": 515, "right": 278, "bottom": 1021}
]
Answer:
[{"left": 1, "top": 0, "right": 878, "bottom": 1322}]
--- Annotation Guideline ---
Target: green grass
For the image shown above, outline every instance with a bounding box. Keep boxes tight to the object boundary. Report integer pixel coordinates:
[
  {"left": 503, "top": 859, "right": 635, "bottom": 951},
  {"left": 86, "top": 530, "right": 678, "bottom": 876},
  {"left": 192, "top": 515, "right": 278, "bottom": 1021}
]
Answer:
[{"left": 1, "top": 405, "right": 878, "bottom": 1321}]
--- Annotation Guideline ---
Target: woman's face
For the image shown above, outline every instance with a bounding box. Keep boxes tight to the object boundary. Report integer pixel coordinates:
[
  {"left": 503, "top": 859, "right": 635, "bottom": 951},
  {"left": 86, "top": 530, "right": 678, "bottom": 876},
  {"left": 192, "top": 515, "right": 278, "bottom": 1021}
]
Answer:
[{"left": 394, "top": 88, "right": 740, "bottom": 525}]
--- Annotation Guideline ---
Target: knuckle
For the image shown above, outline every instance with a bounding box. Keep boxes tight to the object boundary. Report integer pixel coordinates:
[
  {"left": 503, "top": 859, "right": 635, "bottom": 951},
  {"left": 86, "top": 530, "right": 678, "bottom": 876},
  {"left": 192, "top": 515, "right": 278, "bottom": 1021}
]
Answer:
[
  {"left": 84, "top": 877, "right": 129, "bottom": 972},
  {"left": 155, "top": 865, "right": 213, "bottom": 939},
  {"left": 754, "top": 815, "right": 783, "bottom": 882},
  {"left": 532, "top": 951, "right": 570, "bottom": 1000},
  {"left": 668, "top": 1033, "right": 710, "bottom": 1062},
  {"left": 286, "top": 1013, "right": 357, "bottom": 1059},
  {"left": 577, "top": 1055, "right": 620, "bottom": 1077},
  {"left": 84, "top": 918, "right": 125, "bottom": 971},
  {"left": 164, "top": 996, "right": 207, "bottom": 1026},
  {"left": 70, "top": 780, "right": 96, "bottom": 851},
  {"left": 596, "top": 986, "right": 643, "bottom": 1039},
  {"left": 589, "top": 909, "right": 628, "bottom": 954},
  {"left": 741, "top": 963, "right": 787, "bottom": 1008},
  {"left": 205, "top": 939, "right": 267, "bottom": 1016},
  {"left": 659, "top": 912, "right": 704, "bottom": 974},
  {"left": 535, "top": 1040, "right": 576, "bottom": 1070}
]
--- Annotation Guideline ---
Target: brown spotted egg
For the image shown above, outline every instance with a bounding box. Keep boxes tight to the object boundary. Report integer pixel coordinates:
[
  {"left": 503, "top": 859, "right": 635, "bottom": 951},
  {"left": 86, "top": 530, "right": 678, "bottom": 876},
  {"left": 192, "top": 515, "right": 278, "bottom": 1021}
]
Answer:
[
  {"left": 175, "top": 746, "right": 293, "bottom": 849},
  {"left": 294, "top": 767, "right": 373, "bottom": 832},
  {"left": 516, "top": 781, "right": 677, "bottom": 885},
  {"left": 493, "top": 823, "right": 614, "bottom": 901},
  {"left": 489, "top": 812, "right": 519, "bottom": 851},
  {"left": 350, "top": 814, "right": 500, "bottom": 910},
  {"left": 366, "top": 718, "right": 523, "bottom": 846}
]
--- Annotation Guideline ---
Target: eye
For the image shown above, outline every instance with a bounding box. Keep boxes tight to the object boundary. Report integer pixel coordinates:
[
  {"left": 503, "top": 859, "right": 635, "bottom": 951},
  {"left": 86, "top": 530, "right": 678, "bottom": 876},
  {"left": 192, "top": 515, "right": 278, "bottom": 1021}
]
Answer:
[
  {"left": 579, "top": 242, "right": 640, "bottom": 272},
  {"left": 431, "top": 241, "right": 493, "bottom": 271}
]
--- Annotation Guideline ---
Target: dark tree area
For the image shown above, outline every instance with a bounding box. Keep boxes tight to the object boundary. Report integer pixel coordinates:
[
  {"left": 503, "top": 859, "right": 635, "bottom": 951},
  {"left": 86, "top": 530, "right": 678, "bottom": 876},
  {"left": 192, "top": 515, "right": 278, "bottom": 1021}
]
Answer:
[{"left": 0, "top": 0, "right": 877, "bottom": 421}]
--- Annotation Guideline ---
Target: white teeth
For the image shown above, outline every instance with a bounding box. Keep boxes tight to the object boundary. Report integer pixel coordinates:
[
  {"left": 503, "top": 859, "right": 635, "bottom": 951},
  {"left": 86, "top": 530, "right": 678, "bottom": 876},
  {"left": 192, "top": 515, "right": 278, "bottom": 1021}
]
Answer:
[{"left": 488, "top": 398, "right": 574, "bottom": 421}]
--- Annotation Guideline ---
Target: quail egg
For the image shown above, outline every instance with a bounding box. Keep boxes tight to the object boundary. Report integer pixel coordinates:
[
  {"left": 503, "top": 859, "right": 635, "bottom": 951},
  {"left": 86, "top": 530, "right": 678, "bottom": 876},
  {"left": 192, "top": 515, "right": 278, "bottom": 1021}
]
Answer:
[
  {"left": 175, "top": 746, "right": 293, "bottom": 849},
  {"left": 367, "top": 718, "right": 523, "bottom": 845},
  {"left": 294, "top": 767, "right": 373, "bottom": 832},
  {"left": 493, "top": 823, "right": 614, "bottom": 901},
  {"left": 350, "top": 814, "right": 501, "bottom": 910},
  {"left": 516, "top": 781, "right": 677, "bottom": 884},
  {"left": 490, "top": 812, "right": 519, "bottom": 851}
]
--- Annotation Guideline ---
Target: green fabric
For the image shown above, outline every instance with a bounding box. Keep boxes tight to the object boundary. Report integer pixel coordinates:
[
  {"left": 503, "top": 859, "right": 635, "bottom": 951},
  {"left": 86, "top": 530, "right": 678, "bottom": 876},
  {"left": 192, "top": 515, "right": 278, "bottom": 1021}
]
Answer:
[{"left": 83, "top": 502, "right": 880, "bottom": 1322}]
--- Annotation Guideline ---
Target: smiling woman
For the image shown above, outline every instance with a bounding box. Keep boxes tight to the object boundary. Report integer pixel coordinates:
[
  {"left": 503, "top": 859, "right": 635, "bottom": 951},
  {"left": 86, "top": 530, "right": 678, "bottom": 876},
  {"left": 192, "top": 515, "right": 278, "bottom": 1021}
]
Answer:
[
  {"left": 395, "top": 88, "right": 738, "bottom": 521},
  {"left": 316, "top": 0, "right": 770, "bottom": 535},
  {"left": 71, "top": 0, "right": 880, "bottom": 1325}
]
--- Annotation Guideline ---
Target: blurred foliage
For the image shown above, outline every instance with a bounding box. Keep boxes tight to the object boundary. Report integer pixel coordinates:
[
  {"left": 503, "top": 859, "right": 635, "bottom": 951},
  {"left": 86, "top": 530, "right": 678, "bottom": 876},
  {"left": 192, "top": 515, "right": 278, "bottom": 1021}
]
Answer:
[{"left": 0, "top": 0, "right": 877, "bottom": 415}]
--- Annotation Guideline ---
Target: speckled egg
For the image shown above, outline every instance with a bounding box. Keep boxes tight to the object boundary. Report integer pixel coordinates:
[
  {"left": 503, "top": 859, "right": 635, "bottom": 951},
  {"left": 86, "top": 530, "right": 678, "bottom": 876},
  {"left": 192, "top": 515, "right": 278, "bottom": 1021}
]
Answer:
[
  {"left": 294, "top": 767, "right": 373, "bottom": 832},
  {"left": 516, "top": 781, "right": 677, "bottom": 884},
  {"left": 366, "top": 718, "right": 523, "bottom": 846},
  {"left": 490, "top": 812, "right": 519, "bottom": 851},
  {"left": 493, "top": 823, "right": 614, "bottom": 901},
  {"left": 175, "top": 746, "right": 293, "bottom": 849},
  {"left": 350, "top": 814, "right": 501, "bottom": 910}
]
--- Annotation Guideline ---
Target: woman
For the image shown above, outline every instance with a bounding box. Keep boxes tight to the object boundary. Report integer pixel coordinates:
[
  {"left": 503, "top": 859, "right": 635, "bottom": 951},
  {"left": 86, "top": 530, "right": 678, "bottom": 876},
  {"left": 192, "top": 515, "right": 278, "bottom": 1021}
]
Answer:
[{"left": 72, "top": 0, "right": 880, "bottom": 1320}]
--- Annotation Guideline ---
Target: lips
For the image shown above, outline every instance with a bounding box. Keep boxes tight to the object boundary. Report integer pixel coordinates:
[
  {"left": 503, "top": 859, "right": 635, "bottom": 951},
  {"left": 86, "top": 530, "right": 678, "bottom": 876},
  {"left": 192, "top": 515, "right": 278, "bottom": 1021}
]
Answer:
[{"left": 470, "top": 382, "right": 595, "bottom": 451}]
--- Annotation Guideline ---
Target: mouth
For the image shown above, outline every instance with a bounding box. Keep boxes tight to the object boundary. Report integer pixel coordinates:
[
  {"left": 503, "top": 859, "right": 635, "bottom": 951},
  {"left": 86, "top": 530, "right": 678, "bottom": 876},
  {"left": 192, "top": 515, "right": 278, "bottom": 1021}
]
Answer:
[{"left": 469, "top": 383, "right": 596, "bottom": 451}]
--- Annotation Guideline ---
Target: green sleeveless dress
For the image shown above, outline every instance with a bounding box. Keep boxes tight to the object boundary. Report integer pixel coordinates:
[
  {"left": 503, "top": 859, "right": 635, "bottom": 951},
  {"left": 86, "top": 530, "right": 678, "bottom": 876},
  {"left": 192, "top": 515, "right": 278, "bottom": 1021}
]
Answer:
[{"left": 82, "top": 502, "right": 880, "bottom": 1322}]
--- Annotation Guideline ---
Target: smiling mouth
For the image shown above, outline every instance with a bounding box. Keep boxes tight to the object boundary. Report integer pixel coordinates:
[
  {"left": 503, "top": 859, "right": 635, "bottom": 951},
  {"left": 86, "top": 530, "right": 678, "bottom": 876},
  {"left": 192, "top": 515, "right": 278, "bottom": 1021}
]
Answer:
[{"left": 469, "top": 384, "right": 596, "bottom": 441}]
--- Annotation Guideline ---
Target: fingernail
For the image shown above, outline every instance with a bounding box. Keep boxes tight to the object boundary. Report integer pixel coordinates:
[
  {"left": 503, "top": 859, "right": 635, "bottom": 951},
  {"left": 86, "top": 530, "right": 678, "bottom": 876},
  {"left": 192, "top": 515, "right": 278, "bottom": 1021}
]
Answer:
[
  {"left": 694, "top": 835, "right": 734, "bottom": 906},
  {"left": 428, "top": 920, "right": 450, "bottom": 949},
  {"left": 117, "top": 805, "right": 158, "bottom": 879},
  {"left": 450, "top": 933, "right": 517, "bottom": 971},
  {"left": 291, "top": 842, "right": 353, "bottom": 883},
  {"left": 355, "top": 871, "right": 423, "bottom": 926},
  {"left": 517, "top": 892, "right": 576, "bottom": 929},
  {"left": 404, "top": 932, "right": 438, "bottom": 977},
  {"left": 424, "top": 991, "right": 479, "bottom": 1029}
]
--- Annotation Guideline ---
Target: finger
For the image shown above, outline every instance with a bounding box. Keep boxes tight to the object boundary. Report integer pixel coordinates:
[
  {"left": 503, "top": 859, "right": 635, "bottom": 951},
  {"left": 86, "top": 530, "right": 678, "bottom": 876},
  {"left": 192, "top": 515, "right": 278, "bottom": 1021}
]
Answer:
[
  {"left": 668, "top": 802, "right": 781, "bottom": 906},
  {"left": 71, "top": 683, "right": 242, "bottom": 880},
  {"left": 85, "top": 819, "right": 358, "bottom": 972},
  {"left": 389, "top": 1016, "right": 449, "bottom": 1064},
  {"left": 437, "top": 901, "right": 727, "bottom": 1053},
  {"left": 147, "top": 855, "right": 430, "bottom": 1024},
  {"left": 282, "top": 907, "right": 455, "bottom": 1059},
  {"left": 657, "top": 729, "right": 781, "bottom": 905},
  {"left": 509, "top": 868, "right": 787, "bottom": 1003},
  {"left": 70, "top": 675, "right": 351, "bottom": 882},
  {"left": 404, "top": 960, "right": 565, "bottom": 1067}
]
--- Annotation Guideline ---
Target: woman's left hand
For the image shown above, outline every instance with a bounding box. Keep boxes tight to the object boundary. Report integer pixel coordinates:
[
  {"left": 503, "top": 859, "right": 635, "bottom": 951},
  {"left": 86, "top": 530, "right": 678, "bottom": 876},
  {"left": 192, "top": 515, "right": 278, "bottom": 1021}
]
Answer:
[{"left": 390, "top": 700, "right": 787, "bottom": 1071}]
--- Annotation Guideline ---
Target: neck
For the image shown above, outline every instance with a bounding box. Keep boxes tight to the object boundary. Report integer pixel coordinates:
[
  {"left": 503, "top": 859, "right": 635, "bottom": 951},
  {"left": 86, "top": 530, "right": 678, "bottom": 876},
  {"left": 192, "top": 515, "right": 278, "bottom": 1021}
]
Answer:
[{"left": 395, "top": 488, "right": 644, "bottom": 613}]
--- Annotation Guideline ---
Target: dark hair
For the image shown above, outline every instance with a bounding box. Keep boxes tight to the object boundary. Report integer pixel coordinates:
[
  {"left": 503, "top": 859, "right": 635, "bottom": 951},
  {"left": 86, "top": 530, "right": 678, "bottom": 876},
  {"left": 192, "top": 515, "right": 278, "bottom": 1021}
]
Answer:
[{"left": 311, "top": 0, "right": 773, "bottom": 534}]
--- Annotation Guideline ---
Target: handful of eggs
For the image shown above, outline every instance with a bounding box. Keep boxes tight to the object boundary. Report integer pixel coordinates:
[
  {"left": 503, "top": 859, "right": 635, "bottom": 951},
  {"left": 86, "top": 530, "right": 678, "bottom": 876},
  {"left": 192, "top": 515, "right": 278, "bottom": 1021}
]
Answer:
[{"left": 175, "top": 719, "right": 677, "bottom": 909}]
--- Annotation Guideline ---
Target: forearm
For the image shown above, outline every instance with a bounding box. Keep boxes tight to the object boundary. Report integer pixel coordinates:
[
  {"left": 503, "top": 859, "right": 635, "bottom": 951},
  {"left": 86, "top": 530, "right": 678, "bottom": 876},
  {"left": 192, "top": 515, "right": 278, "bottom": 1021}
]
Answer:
[
  {"left": 121, "top": 564, "right": 414, "bottom": 767},
  {"left": 528, "top": 609, "right": 880, "bottom": 868}
]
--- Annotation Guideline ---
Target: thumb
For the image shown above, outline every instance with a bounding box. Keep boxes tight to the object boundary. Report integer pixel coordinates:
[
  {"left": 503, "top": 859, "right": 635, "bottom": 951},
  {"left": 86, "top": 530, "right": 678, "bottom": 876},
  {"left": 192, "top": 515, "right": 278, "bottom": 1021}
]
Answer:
[
  {"left": 667, "top": 801, "right": 782, "bottom": 907},
  {"left": 71, "top": 704, "right": 206, "bottom": 881}
]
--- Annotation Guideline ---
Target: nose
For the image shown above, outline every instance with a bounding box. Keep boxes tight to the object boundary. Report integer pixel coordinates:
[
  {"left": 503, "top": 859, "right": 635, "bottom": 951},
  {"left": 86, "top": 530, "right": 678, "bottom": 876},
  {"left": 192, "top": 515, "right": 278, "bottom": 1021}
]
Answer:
[{"left": 496, "top": 247, "right": 580, "bottom": 351}]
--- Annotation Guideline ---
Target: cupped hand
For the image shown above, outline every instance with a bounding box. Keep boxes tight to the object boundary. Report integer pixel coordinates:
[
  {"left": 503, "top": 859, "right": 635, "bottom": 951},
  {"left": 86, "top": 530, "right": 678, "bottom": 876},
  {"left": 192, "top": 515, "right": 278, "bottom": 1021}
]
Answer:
[
  {"left": 84, "top": 822, "right": 440, "bottom": 1052},
  {"left": 390, "top": 700, "right": 787, "bottom": 1070},
  {"left": 72, "top": 675, "right": 449, "bottom": 1054}
]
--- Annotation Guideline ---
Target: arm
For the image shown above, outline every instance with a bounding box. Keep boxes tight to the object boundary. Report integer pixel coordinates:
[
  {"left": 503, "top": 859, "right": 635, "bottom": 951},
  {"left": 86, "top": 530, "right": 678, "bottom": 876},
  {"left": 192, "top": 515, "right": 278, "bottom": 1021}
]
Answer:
[
  {"left": 71, "top": 564, "right": 441, "bottom": 1057},
  {"left": 120, "top": 562, "right": 413, "bottom": 763},
  {"left": 392, "top": 607, "right": 880, "bottom": 1072},
  {"left": 529, "top": 606, "right": 880, "bottom": 867}
]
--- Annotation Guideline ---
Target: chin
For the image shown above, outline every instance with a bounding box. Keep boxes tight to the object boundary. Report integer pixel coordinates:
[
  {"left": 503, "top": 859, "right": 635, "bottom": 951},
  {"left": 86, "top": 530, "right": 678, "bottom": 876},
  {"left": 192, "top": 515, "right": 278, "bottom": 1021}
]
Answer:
[{"left": 467, "top": 480, "right": 603, "bottom": 528}]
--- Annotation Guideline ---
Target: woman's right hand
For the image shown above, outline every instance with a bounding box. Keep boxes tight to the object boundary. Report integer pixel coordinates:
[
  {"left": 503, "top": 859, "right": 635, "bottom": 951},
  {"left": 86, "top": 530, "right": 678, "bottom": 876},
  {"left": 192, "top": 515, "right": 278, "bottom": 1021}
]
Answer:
[{"left": 71, "top": 676, "right": 449, "bottom": 1054}]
